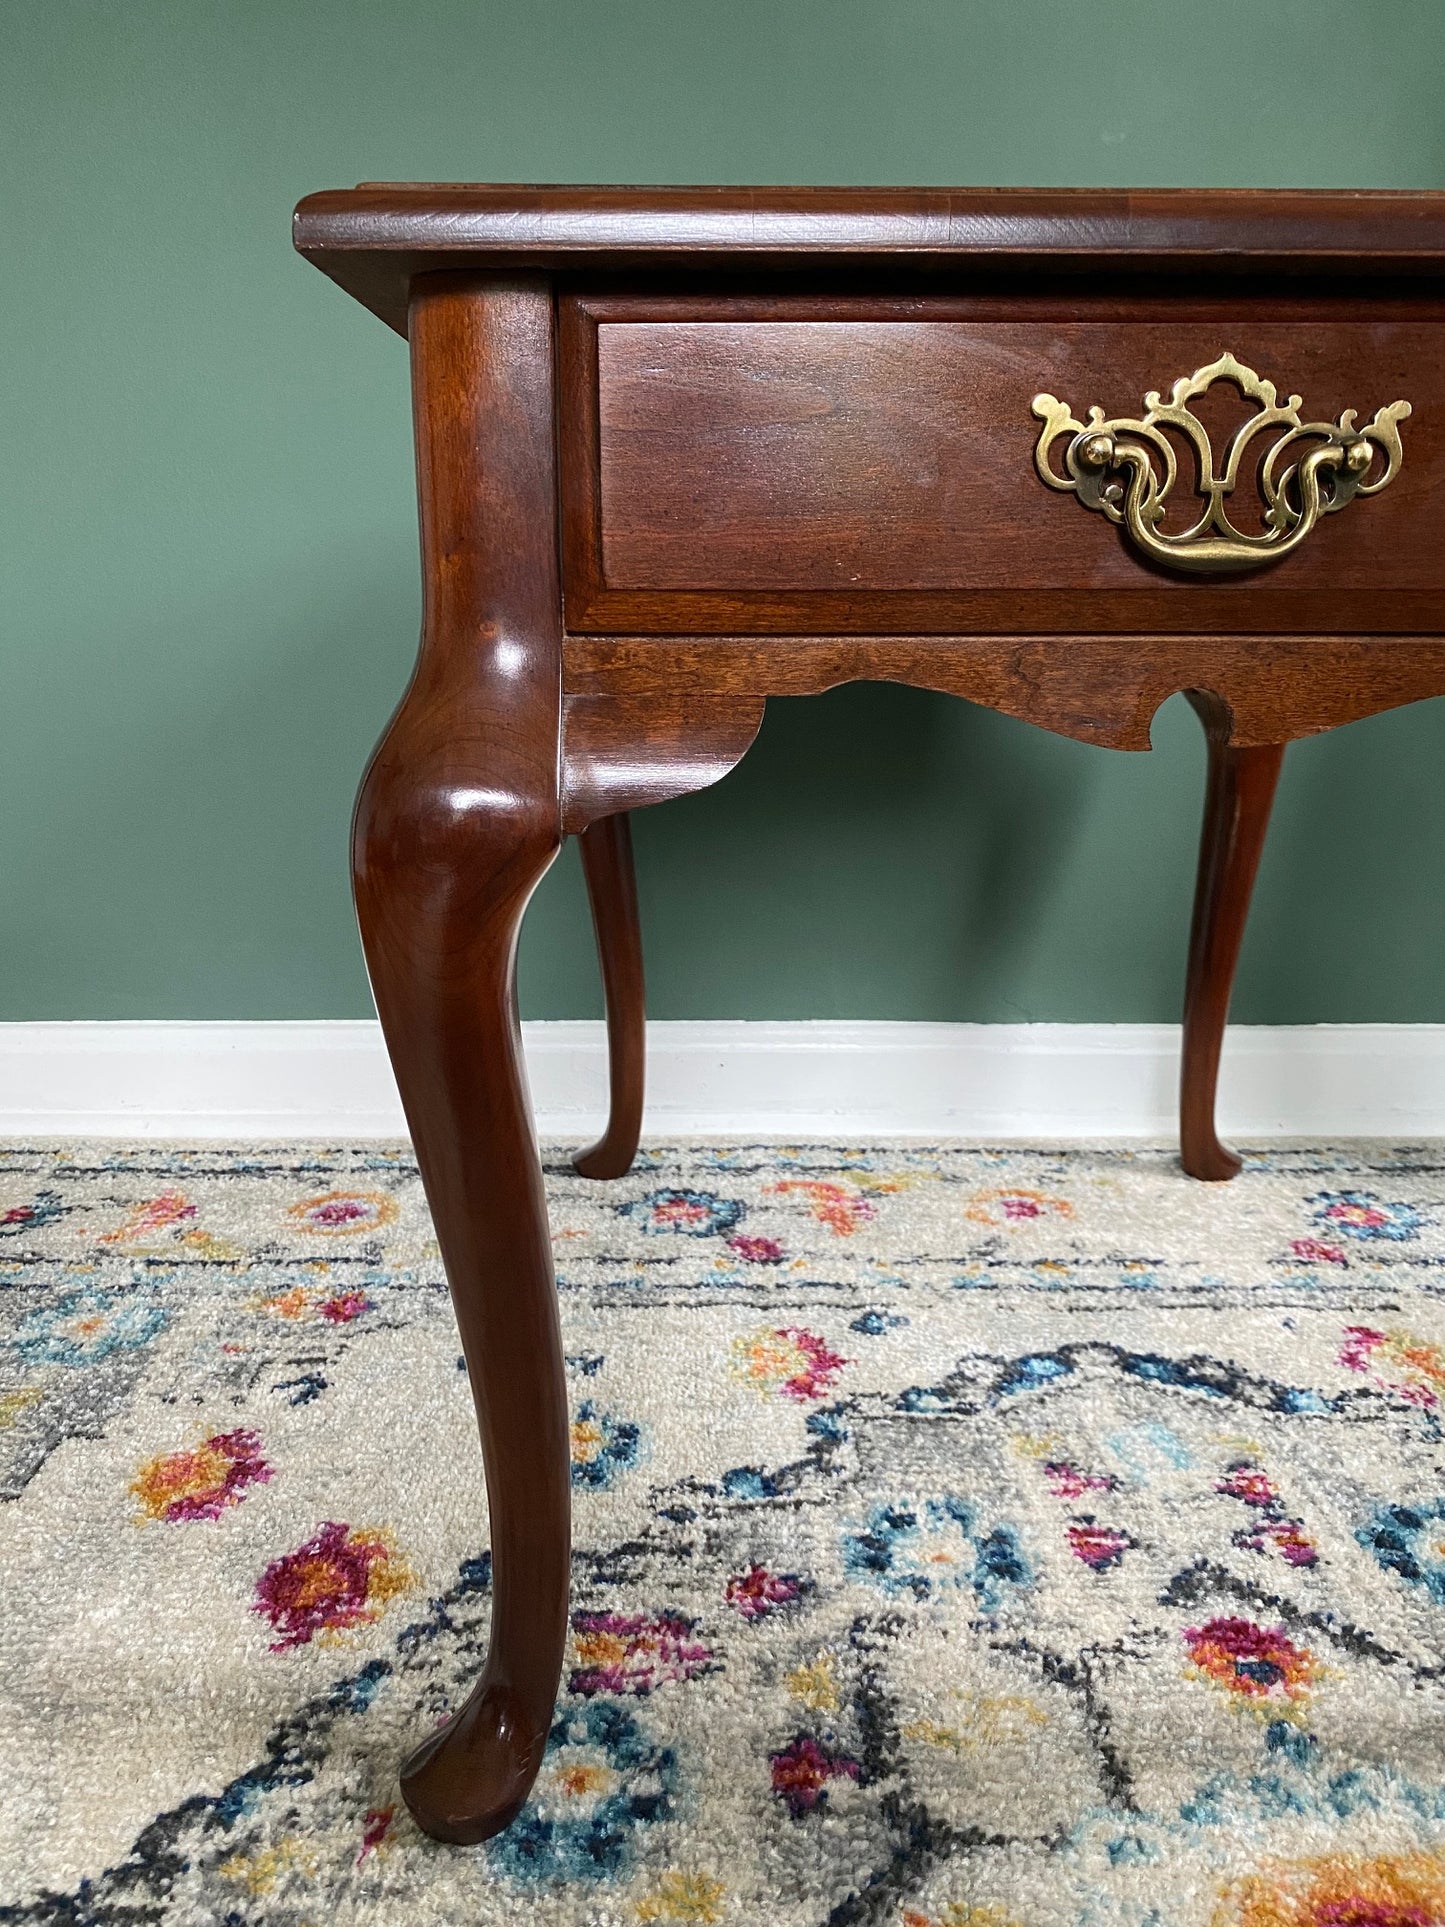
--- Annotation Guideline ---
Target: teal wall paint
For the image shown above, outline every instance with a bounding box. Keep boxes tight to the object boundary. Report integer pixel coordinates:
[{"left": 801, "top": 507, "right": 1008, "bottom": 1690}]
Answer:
[{"left": 4, "top": 1, "right": 1444, "bottom": 1023}]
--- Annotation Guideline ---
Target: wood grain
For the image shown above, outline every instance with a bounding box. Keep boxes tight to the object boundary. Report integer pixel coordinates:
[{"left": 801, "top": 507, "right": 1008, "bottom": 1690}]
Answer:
[
  {"left": 574, "top": 813, "right": 646, "bottom": 1181},
  {"left": 350, "top": 275, "right": 570, "bottom": 1845},
  {"left": 562, "top": 634, "right": 1445, "bottom": 749},
  {"left": 1180, "top": 695, "right": 1286, "bottom": 1180},
  {"left": 569, "top": 304, "right": 1445, "bottom": 633},
  {"left": 561, "top": 690, "right": 767, "bottom": 823},
  {"left": 293, "top": 185, "right": 1445, "bottom": 335}
]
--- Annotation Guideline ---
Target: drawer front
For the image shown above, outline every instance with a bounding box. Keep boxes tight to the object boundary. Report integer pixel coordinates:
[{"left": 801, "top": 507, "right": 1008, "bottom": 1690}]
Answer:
[{"left": 559, "top": 296, "right": 1445, "bottom": 635}]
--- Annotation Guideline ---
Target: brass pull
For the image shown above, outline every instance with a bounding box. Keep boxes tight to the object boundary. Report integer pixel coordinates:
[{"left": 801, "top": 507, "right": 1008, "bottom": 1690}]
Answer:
[{"left": 1031, "top": 352, "right": 1410, "bottom": 576}]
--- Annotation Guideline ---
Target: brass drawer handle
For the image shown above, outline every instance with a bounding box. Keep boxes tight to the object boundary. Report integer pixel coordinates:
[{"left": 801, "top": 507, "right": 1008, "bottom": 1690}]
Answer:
[{"left": 1031, "top": 352, "right": 1410, "bottom": 576}]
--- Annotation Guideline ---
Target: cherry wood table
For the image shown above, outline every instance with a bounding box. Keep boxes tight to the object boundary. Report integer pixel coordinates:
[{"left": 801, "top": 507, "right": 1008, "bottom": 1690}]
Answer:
[{"left": 293, "top": 184, "right": 1445, "bottom": 1842}]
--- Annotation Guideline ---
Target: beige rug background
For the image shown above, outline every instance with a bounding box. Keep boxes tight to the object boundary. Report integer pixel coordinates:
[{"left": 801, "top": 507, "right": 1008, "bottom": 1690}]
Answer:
[{"left": 3, "top": 1139, "right": 1445, "bottom": 1926}]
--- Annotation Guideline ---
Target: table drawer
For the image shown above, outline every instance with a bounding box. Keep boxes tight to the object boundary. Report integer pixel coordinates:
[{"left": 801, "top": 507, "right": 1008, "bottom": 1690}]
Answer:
[{"left": 559, "top": 295, "right": 1445, "bottom": 636}]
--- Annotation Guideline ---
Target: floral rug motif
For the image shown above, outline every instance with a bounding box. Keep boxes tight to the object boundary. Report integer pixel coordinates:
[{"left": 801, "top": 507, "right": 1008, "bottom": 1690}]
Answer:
[{"left": 3, "top": 1140, "right": 1445, "bottom": 1925}]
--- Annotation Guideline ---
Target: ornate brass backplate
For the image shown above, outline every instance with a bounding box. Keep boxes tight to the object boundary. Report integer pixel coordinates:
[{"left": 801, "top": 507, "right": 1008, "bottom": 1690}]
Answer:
[{"left": 1031, "top": 353, "right": 1410, "bottom": 575}]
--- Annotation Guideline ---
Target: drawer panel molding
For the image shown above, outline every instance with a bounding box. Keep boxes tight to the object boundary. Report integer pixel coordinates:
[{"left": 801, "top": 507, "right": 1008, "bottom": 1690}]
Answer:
[{"left": 559, "top": 295, "right": 1445, "bottom": 635}]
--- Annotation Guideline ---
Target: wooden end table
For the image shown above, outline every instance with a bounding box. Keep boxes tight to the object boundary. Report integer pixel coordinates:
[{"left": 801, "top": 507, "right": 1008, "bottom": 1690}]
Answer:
[{"left": 293, "top": 184, "right": 1445, "bottom": 1841}]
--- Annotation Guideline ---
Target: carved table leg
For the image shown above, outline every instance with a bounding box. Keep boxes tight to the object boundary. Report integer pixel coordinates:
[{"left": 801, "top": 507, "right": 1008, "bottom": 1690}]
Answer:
[
  {"left": 352, "top": 275, "right": 569, "bottom": 1843},
  {"left": 1180, "top": 692, "right": 1286, "bottom": 1182},
  {"left": 575, "top": 812, "right": 646, "bottom": 1178}
]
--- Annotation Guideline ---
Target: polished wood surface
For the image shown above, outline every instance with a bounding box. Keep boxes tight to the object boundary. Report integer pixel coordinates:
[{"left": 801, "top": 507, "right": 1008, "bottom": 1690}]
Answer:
[
  {"left": 575, "top": 303, "right": 1445, "bottom": 633},
  {"left": 351, "top": 275, "right": 570, "bottom": 1844},
  {"left": 561, "top": 688, "right": 766, "bottom": 824},
  {"left": 294, "top": 185, "right": 1445, "bottom": 334},
  {"left": 297, "top": 184, "right": 1445, "bottom": 1843},
  {"left": 1180, "top": 695, "right": 1286, "bottom": 1181},
  {"left": 562, "top": 633, "right": 1445, "bottom": 750},
  {"left": 575, "top": 813, "right": 646, "bottom": 1179}
]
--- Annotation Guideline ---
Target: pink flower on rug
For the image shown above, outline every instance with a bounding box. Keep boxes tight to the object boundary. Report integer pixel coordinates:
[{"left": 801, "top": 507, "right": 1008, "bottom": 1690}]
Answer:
[
  {"left": 1044, "top": 1462, "right": 1118, "bottom": 1501},
  {"left": 725, "top": 1564, "right": 805, "bottom": 1619},
  {"left": 1311, "top": 1192, "right": 1421, "bottom": 1241},
  {"left": 1216, "top": 1458, "right": 1319, "bottom": 1570},
  {"left": 102, "top": 1191, "right": 196, "bottom": 1245},
  {"left": 1340, "top": 1324, "right": 1387, "bottom": 1372},
  {"left": 1289, "top": 1237, "right": 1346, "bottom": 1265},
  {"left": 964, "top": 1186, "right": 1074, "bottom": 1228},
  {"left": 288, "top": 1191, "right": 399, "bottom": 1236},
  {"left": 131, "top": 1427, "right": 272, "bottom": 1523},
  {"left": 356, "top": 1805, "right": 395, "bottom": 1863},
  {"left": 569, "top": 1611, "right": 712, "bottom": 1696},
  {"left": 767, "top": 1180, "right": 883, "bottom": 1237},
  {"left": 318, "top": 1290, "right": 375, "bottom": 1324},
  {"left": 769, "top": 1735, "right": 861, "bottom": 1817},
  {"left": 1238, "top": 1518, "right": 1320, "bottom": 1569},
  {"left": 1183, "top": 1616, "right": 1318, "bottom": 1707},
  {"left": 1340, "top": 1324, "right": 1445, "bottom": 1407},
  {"left": 732, "top": 1327, "right": 849, "bottom": 1402},
  {"left": 1066, "top": 1519, "right": 1132, "bottom": 1570},
  {"left": 1216, "top": 1464, "right": 1280, "bottom": 1509},
  {"left": 250, "top": 1285, "right": 376, "bottom": 1324},
  {"left": 727, "top": 1234, "right": 785, "bottom": 1265},
  {"left": 253, "top": 1522, "right": 412, "bottom": 1650}
]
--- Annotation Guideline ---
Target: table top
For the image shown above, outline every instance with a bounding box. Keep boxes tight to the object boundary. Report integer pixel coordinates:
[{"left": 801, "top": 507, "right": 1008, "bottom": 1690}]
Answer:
[{"left": 293, "top": 184, "right": 1445, "bottom": 334}]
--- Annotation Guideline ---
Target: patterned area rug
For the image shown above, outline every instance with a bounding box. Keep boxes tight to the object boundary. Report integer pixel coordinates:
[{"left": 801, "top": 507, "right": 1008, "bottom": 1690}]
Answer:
[{"left": 4, "top": 1141, "right": 1445, "bottom": 1926}]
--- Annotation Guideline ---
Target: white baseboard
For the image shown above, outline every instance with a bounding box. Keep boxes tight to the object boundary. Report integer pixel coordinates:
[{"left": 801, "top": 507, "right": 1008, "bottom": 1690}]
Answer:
[{"left": 0, "top": 1019, "right": 1442, "bottom": 1140}]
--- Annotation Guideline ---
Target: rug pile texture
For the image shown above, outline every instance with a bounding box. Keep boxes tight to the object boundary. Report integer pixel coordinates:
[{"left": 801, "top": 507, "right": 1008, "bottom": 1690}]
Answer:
[{"left": 3, "top": 1139, "right": 1445, "bottom": 1925}]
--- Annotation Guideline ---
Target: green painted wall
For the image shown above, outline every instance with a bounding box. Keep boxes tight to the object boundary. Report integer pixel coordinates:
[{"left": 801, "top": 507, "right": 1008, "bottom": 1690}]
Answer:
[{"left": 5, "top": 1, "right": 1444, "bottom": 1024}]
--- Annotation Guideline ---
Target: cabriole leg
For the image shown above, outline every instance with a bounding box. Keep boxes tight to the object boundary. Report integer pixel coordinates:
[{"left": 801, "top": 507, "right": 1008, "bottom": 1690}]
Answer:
[
  {"left": 1179, "top": 692, "right": 1285, "bottom": 1182},
  {"left": 353, "top": 274, "right": 569, "bottom": 1843},
  {"left": 575, "top": 812, "right": 646, "bottom": 1178}
]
